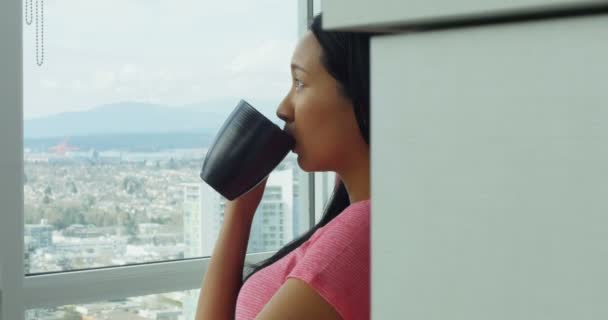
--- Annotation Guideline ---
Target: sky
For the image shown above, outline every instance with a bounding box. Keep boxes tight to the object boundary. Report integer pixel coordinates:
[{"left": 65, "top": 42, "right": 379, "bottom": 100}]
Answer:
[{"left": 23, "top": 0, "right": 299, "bottom": 119}]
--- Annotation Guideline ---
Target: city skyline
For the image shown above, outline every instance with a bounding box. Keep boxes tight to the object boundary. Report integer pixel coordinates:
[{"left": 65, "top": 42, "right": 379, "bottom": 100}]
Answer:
[
  {"left": 24, "top": 148, "right": 302, "bottom": 272},
  {"left": 24, "top": 148, "right": 304, "bottom": 319}
]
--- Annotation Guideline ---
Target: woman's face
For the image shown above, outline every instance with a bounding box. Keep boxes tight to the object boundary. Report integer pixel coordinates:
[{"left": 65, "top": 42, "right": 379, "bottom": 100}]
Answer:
[{"left": 277, "top": 32, "right": 366, "bottom": 172}]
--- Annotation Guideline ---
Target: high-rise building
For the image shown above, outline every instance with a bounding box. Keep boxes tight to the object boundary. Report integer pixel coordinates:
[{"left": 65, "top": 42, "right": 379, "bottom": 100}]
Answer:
[
  {"left": 248, "top": 169, "right": 294, "bottom": 253},
  {"left": 182, "top": 168, "right": 294, "bottom": 319},
  {"left": 182, "top": 182, "right": 224, "bottom": 259},
  {"left": 183, "top": 169, "right": 295, "bottom": 257},
  {"left": 24, "top": 235, "right": 32, "bottom": 274},
  {"left": 24, "top": 220, "right": 53, "bottom": 250}
]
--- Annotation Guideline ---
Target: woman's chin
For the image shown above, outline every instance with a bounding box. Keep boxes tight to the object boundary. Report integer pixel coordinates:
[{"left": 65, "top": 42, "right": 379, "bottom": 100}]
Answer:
[
  {"left": 297, "top": 155, "right": 324, "bottom": 173},
  {"left": 296, "top": 154, "right": 311, "bottom": 172}
]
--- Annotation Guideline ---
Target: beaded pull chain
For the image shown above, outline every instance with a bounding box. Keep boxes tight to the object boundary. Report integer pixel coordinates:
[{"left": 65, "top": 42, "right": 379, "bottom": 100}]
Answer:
[{"left": 24, "top": 0, "right": 45, "bottom": 66}]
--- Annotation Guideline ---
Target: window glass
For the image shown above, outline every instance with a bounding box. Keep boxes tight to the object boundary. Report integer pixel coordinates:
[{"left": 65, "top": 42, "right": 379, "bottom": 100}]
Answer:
[
  {"left": 27, "top": 289, "right": 200, "bottom": 320},
  {"left": 23, "top": 0, "right": 303, "bottom": 273}
]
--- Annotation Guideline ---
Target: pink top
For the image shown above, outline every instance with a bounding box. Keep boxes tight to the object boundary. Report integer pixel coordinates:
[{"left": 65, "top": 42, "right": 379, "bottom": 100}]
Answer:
[{"left": 235, "top": 200, "right": 370, "bottom": 320}]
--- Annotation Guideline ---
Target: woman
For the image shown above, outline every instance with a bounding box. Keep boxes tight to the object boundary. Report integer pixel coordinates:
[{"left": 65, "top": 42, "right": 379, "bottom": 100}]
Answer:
[{"left": 196, "top": 14, "right": 372, "bottom": 320}]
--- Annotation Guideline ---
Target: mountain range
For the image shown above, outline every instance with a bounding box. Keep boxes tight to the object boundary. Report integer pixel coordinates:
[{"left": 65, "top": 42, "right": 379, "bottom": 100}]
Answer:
[{"left": 25, "top": 100, "right": 281, "bottom": 139}]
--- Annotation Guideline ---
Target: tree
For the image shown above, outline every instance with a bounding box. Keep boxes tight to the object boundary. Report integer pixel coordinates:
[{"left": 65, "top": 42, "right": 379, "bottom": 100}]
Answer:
[
  {"left": 67, "top": 181, "right": 78, "bottom": 194},
  {"left": 167, "top": 157, "right": 177, "bottom": 169},
  {"left": 120, "top": 211, "right": 138, "bottom": 237},
  {"left": 150, "top": 216, "right": 170, "bottom": 224},
  {"left": 122, "top": 176, "right": 143, "bottom": 195},
  {"left": 62, "top": 306, "right": 82, "bottom": 320},
  {"left": 83, "top": 194, "right": 96, "bottom": 209}
]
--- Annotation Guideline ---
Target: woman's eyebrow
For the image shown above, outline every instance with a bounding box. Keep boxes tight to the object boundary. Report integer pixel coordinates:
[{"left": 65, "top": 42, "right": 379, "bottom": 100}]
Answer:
[{"left": 291, "top": 63, "right": 308, "bottom": 74}]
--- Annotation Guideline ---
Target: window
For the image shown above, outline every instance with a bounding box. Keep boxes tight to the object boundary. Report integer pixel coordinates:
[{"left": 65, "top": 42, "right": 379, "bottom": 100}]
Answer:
[
  {"left": 22, "top": 0, "right": 301, "bottom": 273},
  {"left": 26, "top": 289, "right": 200, "bottom": 320},
  {"left": 1, "top": 0, "right": 317, "bottom": 319}
]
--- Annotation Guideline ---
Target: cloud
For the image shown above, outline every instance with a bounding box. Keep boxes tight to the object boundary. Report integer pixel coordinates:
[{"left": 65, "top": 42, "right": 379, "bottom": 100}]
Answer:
[
  {"left": 118, "top": 64, "right": 139, "bottom": 82},
  {"left": 40, "top": 78, "right": 59, "bottom": 89},
  {"left": 228, "top": 40, "right": 294, "bottom": 75},
  {"left": 92, "top": 70, "right": 117, "bottom": 90},
  {"left": 69, "top": 79, "right": 85, "bottom": 92},
  {"left": 23, "top": 0, "right": 298, "bottom": 118}
]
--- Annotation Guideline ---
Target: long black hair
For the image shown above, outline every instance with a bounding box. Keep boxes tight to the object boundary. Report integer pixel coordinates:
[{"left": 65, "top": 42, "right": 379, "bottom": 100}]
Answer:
[{"left": 242, "top": 14, "right": 372, "bottom": 284}]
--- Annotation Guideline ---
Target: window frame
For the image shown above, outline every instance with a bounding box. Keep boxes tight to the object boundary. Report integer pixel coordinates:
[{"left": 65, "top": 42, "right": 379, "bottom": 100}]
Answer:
[{"left": 0, "top": 1, "right": 316, "bottom": 318}]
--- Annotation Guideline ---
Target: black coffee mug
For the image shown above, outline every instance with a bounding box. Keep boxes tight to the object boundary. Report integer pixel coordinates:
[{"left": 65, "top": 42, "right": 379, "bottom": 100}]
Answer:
[{"left": 200, "top": 100, "right": 295, "bottom": 200}]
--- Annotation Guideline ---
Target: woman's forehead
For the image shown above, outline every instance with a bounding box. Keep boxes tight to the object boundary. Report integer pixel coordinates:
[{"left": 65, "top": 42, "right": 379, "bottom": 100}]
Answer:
[{"left": 291, "top": 32, "right": 322, "bottom": 72}]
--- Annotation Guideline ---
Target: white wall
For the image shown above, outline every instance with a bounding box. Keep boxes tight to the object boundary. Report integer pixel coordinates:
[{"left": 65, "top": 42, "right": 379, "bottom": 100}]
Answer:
[
  {"left": 370, "top": 15, "right": 608, "bottom": 319},
  {"left": 323, "top": 0, "right": 607, "bottom": 30}
]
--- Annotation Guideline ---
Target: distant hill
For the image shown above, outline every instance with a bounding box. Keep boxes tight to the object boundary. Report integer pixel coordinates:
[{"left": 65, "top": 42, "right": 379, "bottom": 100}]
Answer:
[
  {"left": 24, "top": 100, "right": 281, "bottom": 139},
  {"left": 25, "top": 132, "right": 215, "bottom": 152}
]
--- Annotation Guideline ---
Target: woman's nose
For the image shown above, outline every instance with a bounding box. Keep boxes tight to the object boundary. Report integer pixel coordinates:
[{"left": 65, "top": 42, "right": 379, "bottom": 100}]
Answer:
[{"left": 276, "top": 95, "right": 293, "bottom": 123}]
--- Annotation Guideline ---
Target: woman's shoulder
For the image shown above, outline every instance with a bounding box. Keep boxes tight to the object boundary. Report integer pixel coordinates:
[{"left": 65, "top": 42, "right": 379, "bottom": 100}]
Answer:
[
  {"left": 325, "top": 199, "right": 370, "bottom": 233},
  {"left": 303, "top": 199, "right": 371, "bottom": 254},
  {"left": 286, "top": 199, "right": 371, "bottom": 319}
]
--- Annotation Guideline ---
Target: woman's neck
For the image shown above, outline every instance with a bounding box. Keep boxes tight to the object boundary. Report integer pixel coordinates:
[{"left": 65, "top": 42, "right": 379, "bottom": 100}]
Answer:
[{"left": 337, "top": 149, "right": 370, "bottom": 204}]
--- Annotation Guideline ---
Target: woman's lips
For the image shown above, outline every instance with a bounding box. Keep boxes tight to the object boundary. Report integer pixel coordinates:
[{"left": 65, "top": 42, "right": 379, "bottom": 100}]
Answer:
[
  {"left": 282, "top": 125, "right": 298, "bottom": 152},
  {"left": 283, "top": 126, "right": 295, "bottom": 140}
]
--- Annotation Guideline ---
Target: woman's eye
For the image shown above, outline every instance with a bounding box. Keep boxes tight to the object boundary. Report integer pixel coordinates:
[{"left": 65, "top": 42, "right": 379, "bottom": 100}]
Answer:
[{"left": 294, "top": 79, "right": 303, "bottom": 90}]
